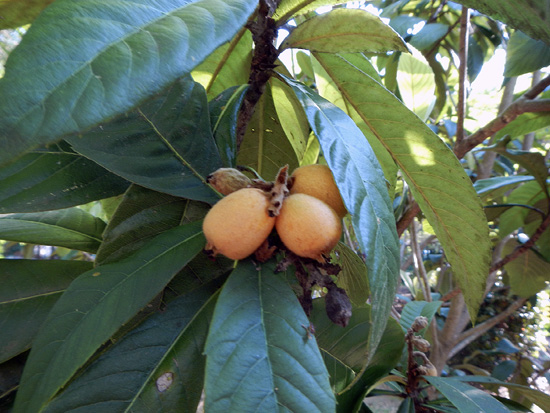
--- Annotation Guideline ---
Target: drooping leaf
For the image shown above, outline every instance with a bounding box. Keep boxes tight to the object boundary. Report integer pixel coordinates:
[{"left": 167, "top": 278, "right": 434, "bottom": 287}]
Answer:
[
  {"left": 42, "top": 280, "right": 223, "bottom": 413},
  {"left": 425, "top": 376, "right": 510, "bottom": 412},
  {"left": 396, "top": 47, "right": 436, "bottom": 121},
  {"left": 0, "top": 0, "right": 258, "bottom": 166},
  {"left": 0, "top": 260, "right": 92, "bottom": 363},
  {"left": 0, "top": 208, "right": 106, "bottom": 253},
  {"left": 67, "top": 78, "right": 222, "bottom": 204},
  {"left": 0, "top": 144, "right": 129, "bottom": 213},
  {"left": 505, "top": 30, "right": 550, "bottom": 77},
  {"left": 236, "top": 83, "right": 299, "bottom": 180},
  {"left": 502, "top": 240, "right": 550, "bottom": 297},
  {"left": 451, "top": 0, "right": 550, "bottom": 45},
  {"left": 0, "top": 0, "right": 54, "bottom": 29},
  {"left": 13, "top": 222, "right": 205, "bottom": 413},
  {"left": 192, "top": 28, "right": 252, "bottom": 99},
  {"left": 281, "top": 9, "right": 408, "bottom": 53},
  {"left": 95, "top": 185, "right": 208, "bottom": 265},
  {"left": 204, "top": 260, "right": 336, "bottom": 412},
  {"left": 210, "top": 85, "right": 249, "bottom": 168},
  {"left": 333, "top": 242, "right": 370, "bottom": 307},
  {"left": 283, "top": 75, "right": 400, "bottom": 360},
  {"left": 312, "top": 52, "right": 491, "bottom": 323}
]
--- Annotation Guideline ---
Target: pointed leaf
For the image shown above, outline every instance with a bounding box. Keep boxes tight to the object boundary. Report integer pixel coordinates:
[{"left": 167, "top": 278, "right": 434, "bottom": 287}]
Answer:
[
  {"left": 0, "top": 145, "right": 129, "bottom": 213},
  {"left": 474, "top": 175, "right": 535, "bottom": 199},
  {"left": 0, "top": 208, "right": 106, "bottom": 253},
  {"left": 192, "top": 28, "right": 252, "bottom": 99},
  {"left": 67, "top": 78, "right": 222, "bottom": 204},
  {"left": 42, "top": 280, "right": 223, "bottom": 413},
  {"left": 0, "top": 0, "right": 258, "bottom": 165},
  {"left": 425, "top": 376, "right": 510, "bottom": 412},
  {"left": 312, "top": 52, "right": 491, "bottom": 322},
  {"left": 204, "top": 260, "right": 336, "bottom": 412},
  {"left": 13, "top": 222, "right": 205, "bottom": 413},
  {"left": 281, "top": 9, "right": 408, "bottom": 53},
  {"left": 283, "top": 75, "right": 400, "bottom": 360},
  {"left": 0, "top": 260, "right": 92, "bottom": 363},
  {"left": 505, "top": 30, "right": 550, "bottom": 76}
]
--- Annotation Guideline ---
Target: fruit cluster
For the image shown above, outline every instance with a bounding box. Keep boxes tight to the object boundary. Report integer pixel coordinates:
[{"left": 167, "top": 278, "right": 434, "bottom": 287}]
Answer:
[{"left": 203, "top": 164, "right": 347, "bottom": 262}]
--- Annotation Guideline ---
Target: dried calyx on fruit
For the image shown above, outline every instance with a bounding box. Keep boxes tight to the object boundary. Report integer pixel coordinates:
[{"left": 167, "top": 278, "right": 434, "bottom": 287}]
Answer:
[{"left": 206, "top": 168, "right": 252, "bottom": 196}]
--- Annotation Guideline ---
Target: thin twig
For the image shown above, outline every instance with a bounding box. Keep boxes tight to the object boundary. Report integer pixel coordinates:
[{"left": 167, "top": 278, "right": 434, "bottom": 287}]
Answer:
[{"left": 455, "top": 6, "right": 469, "bottom": 145}]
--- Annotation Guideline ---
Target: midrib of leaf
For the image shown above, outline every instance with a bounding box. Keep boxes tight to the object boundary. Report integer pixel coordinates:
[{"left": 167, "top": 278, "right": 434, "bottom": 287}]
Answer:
[
  {"left": 2, "top": 218, "right": 103, "bottom": 244},
  {"left": 125, "top": 291, "right": 220, "bottom": 412},
  {"left": 289, "top": 32, "right": 400, "bottom": 48},
  {"left": 315, "top": 56, "right": 471, "bottom": 275},
  {"left": 8, "top": 1, "right": 209, "bottom": 131},
  {"left": 206, "top": 27, "right": 247, "bottom": 94},
  {"left": 137, "top": 109, "right": 208, "bottom": 186},
  {"left": 1, "top": 290, "right": 63, "bottom": 305}
]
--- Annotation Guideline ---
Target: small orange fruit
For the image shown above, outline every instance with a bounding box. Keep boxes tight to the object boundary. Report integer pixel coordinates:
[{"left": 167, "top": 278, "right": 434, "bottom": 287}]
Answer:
[
  {"left": 290, "top": 164, "right": 347, "bottom": 218},
  {"left": 203, "top": 188, "right": 275, "bottom": 260},
  {"left": 275, "top": 193, "right": 342, "bottom": 261}
]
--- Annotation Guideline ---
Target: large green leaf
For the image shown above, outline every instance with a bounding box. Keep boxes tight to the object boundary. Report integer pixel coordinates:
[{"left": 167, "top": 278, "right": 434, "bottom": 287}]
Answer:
[
  {"left": 0, "top": 208, "right": 106, "bottom": 253},
  {"left": 95, "top": 185, "right": 208, "bottom": 265},
  {"left": 13, "top": 221, "right": 205, "bottom": 413},
  {"left": 425, "top": 376, "right": 510, "bottom": 412},
  {"left": 204, "top": 260, "right": 336, "bottom": 412},
  {"left": 505, "top": 30, "right": 550, "bottom": 76},
  {"left": 281, "top": 9, "right": 408, "bottom": 53},
  {"left": 451, "top": 0, "right": 550, "bottom": 45},
  {"left": 0, "top": 144, "right": 129, "bottom": 213},
  {"left": 0, "top": 260, "right": 92, "bottom": 364},
  {"left": 236, "top": 82, "right": 299, "bottom": 180},
  {"left": 192, "top": 28, "right": 252, "bottom": 99},
  {"left": 283, "top": 75, "right": 400, "bottom": 360},
  {"left": 0, "top": 0, "right": 258, "bottom": 166},
  {"left": 67, "top": 78, "right": 222, "bottom": 204},
  {"left": 0, "top": 0, "right": 54, "bottom": 29},
  {"left": 42, "top": 280, "right": 223, "bottom": 413},
  {"left": 502, "top": 240, "right": 550, "bottom": 297},
  {"left": 312, "top": 52, "right": 491, "bottom": 322}
]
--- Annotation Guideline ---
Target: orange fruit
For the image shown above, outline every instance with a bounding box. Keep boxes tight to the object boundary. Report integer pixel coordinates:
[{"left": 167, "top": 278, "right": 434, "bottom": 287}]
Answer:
[
  {"left": 203, "top": 188, "right": 275, "bottom": 260},
  {"left": 275, "top": 193, "right": 342, "bottom": 261}
]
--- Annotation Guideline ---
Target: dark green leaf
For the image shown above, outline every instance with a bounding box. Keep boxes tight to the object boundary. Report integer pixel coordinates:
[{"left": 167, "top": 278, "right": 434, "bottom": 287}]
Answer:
[
  {"left": 13, "top": 221, "right": 205, "bottom": 413},
  {"left": 0, "top": 0, "right": 54, "bottom": 29},
  {"left": 0, "top": 0, "right": 258, "bottom": 165},
  {"left": 192, "top": 28, "right": 252, "bottom": 99},
  {"left": 281, "top": 9, "right": 408, "bottom": 53},
  {"left": 312, "top": 52, "right": 491, "bottom": 323},
  {"left": 409, "top": 23, "right": 449, "bottom": 51},
  {"left": 43, "top": 280, "right": 223, "bottom": 413},
  {"left": 505, "top": 31, "right": 550, "bottom": 77},
  {"left": 474, "top": 175, "right": 535, "bottom": 199},
  {"left": 452, "top": 0, "right": 550, "bottom": 45},
  {"left": 284, "top": 75, "right": 400, "bottom": 360},
  {"left": 67, "top": 78, "right": 222, "bottom": 204},
  {"left": 399, "top": 301, "right": 442, "bottom": 336},
  {"left": 0, "top": 260, "right": 92, "bottom": 363},
  {"left": 425, "top": 376, "right": 510, "bottom": 412},
  {"left": 210, "top": 85, "right": 249, "bottom": 168},
  {"left": 333, "top": 242, "right": 370, "bottom": 307},
  {"left": 0, "top": 208, "right": 106, "bottom": 253},
  {"left": 0, "top": 145, "right": 129, "bottom": 213},
  {"left": 204, "top": 260, "right": 336, "bottom": 412}
]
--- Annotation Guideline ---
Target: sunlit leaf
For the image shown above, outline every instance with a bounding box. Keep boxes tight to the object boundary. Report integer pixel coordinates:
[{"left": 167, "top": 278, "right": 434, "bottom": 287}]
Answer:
[
  {"left": 274, "top": 0, "right": 346, "bottom": 24},
  {"left": 505, "top": 31, "right": 550, "bottom": 76}
]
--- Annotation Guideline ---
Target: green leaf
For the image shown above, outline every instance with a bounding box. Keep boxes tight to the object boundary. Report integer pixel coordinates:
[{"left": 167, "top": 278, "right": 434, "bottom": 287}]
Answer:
[
  {"left": 396, "top": 47, "right": 436, "bottom": 121},
  {"left": 67, "top": 78, "right": 222, "bottom": 204},
  {"left": 13, "top": 221, "right": 205, "bottom": 413},
  {"left": 42, "top": 280, "right": 223, "bottom": 413},
  {"left": 495, "top": 111, "right": 550, "bottom": 142},
  {"left": 409, "top": 23, "right": 449, "bottom": 51},
  {"left": 281, "top": 9, "right": 408, "bottom": 53},
  {"left": 425, "top": 376, "right": 510, "bottom": 412},
  {"left": 204, "top": 260, "right": 336, "bottom": 412},
  {"left": 0, "top": 208, "right": 106, "bottom": 253},
  {"left": 399, "top": 301, "right": 442, "bottom": 336},
  {"left": 0, "top": 145, "right": 129, "bottom": 213},
  {"left": 236, "top": 82, "right": 300, "bottom": 180},
  {"left": 0, "top": 260, "right": 92, "bottom": 363},
  {"left": 283, "top": 75, "right": 400, "bottom": 361},
  {"left": 210, "top": 85, "right": 249, "bottom": 168},
  {"left": 0, "top": 0, "right": 54, "bottom": 29},
  {"left": 0, "top": 0, "right": 258, "bottom": 166},
  {"left": 192, "top": 28, "right": 252, "bottom": 99},
  {"left": 452, "top": 0, "right": 550, "bottom": 45},
  {"left": 499, "top": 181, "right": 546, "bottom": 237},
  {"left": 474, "top": 175, "right": 535, "bottom": 199},
  {"left": 273, "top": 0, "right": 346, "bottom": 24},
  {"left": 333, "top": 242, "right": 370, "bottom": 307},
  {"left": 505, "top": 31, "right": 550, "bottom": 77},
  {"left": 95, "top": 185, "right": 207, "bottom": 265},
  {"left": 311, "top": 52, "right": 491, "bottom": 323},
  {"left": 502, "top": 239, "right": 550, "bottom": 297}
]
